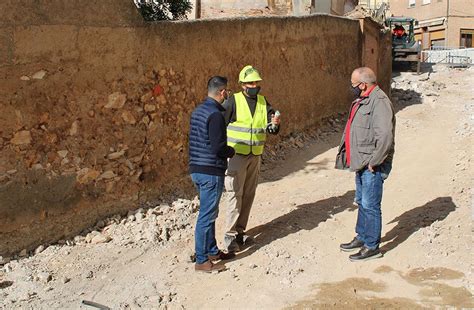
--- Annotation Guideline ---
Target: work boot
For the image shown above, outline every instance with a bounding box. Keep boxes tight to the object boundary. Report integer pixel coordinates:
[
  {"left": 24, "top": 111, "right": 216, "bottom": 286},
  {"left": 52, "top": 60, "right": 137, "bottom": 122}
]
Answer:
[
  {"left": 224, "top": 235, "right": 240, "bottom": 253},
  {"left": 226, "top": 241, "right": 240, "bottom": 253},
  {"left": 208, "top": 250, "right": 235, "bottom": 262},
  {"left": 195, "top": 260, "right": 226, "bottom": 273},
  {"left": 340, "top": 237, "right": 364, "bottom": 252},
  {"left": 349, "top": 246, "right": 383, "bottom": 261},
  {"left": 236, "top": 234, "right": 254, "bottom": 246}
]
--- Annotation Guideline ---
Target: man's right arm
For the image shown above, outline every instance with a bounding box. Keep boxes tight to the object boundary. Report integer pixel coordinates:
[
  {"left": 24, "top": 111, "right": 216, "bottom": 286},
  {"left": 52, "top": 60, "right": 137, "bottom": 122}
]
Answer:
[
  {"left": 222, "top": 96, "right": 236, "bottom": 126},
  {"left": 264, "top": 98, "right": 280, "bottom": 134}
]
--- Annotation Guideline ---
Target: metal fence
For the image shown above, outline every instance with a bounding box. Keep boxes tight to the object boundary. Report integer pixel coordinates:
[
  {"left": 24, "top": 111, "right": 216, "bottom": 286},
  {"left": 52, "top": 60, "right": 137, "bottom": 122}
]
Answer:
[{"left": 421, "top": 48, "right": 474, "bottom": 66}]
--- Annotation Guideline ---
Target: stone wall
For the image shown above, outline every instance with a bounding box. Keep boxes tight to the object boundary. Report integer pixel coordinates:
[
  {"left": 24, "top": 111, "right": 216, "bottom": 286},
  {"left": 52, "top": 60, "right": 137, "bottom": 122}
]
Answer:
[
  {"left": 0, "top": 0, "right": 144, "bottom": 28},
  {"left": 0, "top": 0, "right": 379, "bottom": 256}
]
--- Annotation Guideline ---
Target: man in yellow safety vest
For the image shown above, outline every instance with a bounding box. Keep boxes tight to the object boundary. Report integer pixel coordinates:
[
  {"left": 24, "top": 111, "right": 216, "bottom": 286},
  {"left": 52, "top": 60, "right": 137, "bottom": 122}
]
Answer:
[{"left": 222, "top": 65, "right": 281, "bottom": 253}]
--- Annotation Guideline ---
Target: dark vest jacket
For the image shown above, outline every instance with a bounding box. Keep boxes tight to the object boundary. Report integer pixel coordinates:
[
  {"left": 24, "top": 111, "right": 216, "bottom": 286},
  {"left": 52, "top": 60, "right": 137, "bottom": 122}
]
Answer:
[{"left": 189, "top": 98, "right": 227, "bottom": 175}]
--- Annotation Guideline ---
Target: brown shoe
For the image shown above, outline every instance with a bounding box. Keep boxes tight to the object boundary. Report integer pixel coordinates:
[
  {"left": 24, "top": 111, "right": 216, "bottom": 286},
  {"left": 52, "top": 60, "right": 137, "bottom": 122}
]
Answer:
[
  {"left": 195, "top": 260, "right": 225, "bottom": 273},
  {"left": 208, "top": 250, "right": 235, "bottom": 262}
]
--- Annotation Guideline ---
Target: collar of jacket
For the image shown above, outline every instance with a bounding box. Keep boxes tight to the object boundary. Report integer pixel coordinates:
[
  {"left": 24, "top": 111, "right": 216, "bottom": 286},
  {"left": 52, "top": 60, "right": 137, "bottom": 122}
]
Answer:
[
  {"left": 357, "top": 85, "right": 380, "bottom": 105},
  {"left": 204, "top": 96, "right": 225, "bottom": 111}
]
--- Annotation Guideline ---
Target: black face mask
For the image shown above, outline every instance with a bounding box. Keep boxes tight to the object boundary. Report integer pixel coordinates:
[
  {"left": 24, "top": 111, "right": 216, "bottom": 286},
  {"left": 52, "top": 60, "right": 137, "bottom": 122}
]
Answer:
[
  {"left": 217, "top": 89, "right": 228, "bottom": 103},
  {"left": 350, "top": 84, "right": 362, "bottom": 98},
  {"left": 245, "top": 86, "right": 261, "bottom": 97}
]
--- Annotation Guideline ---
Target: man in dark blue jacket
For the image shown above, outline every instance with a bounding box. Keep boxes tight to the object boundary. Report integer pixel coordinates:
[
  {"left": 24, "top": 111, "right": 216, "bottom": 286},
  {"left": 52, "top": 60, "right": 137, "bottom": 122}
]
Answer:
[{"left": 189, "top": 76, "right": 235, "bottom": 273}]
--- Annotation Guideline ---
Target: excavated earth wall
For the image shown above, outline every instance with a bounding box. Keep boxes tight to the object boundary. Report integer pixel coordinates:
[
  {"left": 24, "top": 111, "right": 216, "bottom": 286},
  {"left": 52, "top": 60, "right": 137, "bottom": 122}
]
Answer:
[{"left": 0, "top": 0, "right": 376, "bottom": 256}]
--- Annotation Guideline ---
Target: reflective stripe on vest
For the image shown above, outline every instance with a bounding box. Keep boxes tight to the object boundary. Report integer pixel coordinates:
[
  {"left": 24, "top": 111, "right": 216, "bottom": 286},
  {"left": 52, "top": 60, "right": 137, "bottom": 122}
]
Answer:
[{"left": 227, "top": 92, "right": 267, "bottom": 155}]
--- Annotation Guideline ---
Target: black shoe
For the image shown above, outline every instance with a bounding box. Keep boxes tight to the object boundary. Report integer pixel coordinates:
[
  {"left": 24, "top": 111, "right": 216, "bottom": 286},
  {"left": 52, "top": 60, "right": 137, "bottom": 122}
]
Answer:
[
  {"left": 208, "top": 250, "right": 236, "bottom": 262},
  {"left": 224, "top": 235, "right": 241, "bottom": 253},
  {"left": 340, "top": 237, "right": 364, "bottom": 252},
  {"left": 236, "top": 234, "right": 254, "bottom": 246},
  {"left": 349, "top": 246, "right": 383, "bottom": 261}
]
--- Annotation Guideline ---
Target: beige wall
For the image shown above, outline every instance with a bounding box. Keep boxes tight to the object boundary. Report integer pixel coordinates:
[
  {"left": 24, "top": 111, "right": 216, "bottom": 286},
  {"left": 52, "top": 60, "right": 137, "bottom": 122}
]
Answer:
[
  {"left": 447, "top": 17, "right": 474, "bottom": 47},
  {"left": 358, "top": 0, "right": 389, "bottom": 10},
  {"left": 0, "top": 0, "right": 144, "bottom": 28},
  {"left": 312, "top": 0, "right": 351, "bottom": 15},
  {"left": 449, "top": 0, "right": 474, "bottom": 18},
  {"left": 331, "top": 0, "right": 345, "bottom": 15},
  {"left": 359, "top": 18, "right": 392, "bottom": 95},
  {"left": 390, "top": 0, "right": 474, "bottom": 21},
  {"left": 448, "top": 0, "right": 474, "bottom": 46},
  {"left": 389, "top": 0, "right": 474, "bottom": 48},
  {"left": 390, "top": 0, "right": 447, "bottom": 20},
  {"left": 0, "top": 1, "right": 387, "bottom": 256}
]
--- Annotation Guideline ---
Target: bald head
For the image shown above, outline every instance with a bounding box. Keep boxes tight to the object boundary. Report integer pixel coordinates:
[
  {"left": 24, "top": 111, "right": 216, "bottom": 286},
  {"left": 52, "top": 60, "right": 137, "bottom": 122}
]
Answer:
[{"left": 351, "top": 67, "right": 377, "bottom": 86}]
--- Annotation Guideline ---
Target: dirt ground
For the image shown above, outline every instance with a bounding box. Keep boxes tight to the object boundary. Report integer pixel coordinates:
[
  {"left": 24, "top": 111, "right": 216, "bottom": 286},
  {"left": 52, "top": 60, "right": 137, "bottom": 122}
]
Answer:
[{"left": 0, "top": 65, "right": 473, "bottom": 309}]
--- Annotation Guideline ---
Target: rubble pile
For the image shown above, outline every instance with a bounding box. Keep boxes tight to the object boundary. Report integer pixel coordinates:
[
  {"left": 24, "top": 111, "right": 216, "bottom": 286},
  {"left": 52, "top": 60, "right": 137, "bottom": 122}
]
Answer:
[
  {"left": 0, "top": 198, "right": 199, "bottom": 308},
  {"left": 79, "top": 198, "right": 199, "bottom": 247},
  {"left": 263, "top": 114, "right": 346, "bottom": 165},
  {"left": 2, "top": 197, "right": 199, "bottom": 263},
  {"left": 391, "top": 71, "right": 447, "bottom": 105}
]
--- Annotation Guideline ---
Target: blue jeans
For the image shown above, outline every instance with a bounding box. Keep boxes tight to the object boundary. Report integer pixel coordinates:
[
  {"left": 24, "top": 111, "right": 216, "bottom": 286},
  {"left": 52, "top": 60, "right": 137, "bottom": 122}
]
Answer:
[
  {"left": 354, "top": 166, "right": 388, "bottom": 250},
  {"left": 191, "top": 173, "right": 224, "bottom": 264},
  {"left": 355, "top": 162, "right": 391, "bottom": 206}
]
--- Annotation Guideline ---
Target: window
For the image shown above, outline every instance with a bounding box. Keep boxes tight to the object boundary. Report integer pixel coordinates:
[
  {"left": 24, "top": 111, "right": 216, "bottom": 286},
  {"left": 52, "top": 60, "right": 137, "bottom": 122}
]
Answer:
[
  {"left": 460, "top": 30, "right": 473, "bottom": 48},
  {"left": 408, "top": 0, "right": 416, "bottom": 8},
  {"left": 422, "top": 0, "right": 431, "bottom": 4},
  {"left": 431, "top": 39, "right": 445, "bottom": 48}
]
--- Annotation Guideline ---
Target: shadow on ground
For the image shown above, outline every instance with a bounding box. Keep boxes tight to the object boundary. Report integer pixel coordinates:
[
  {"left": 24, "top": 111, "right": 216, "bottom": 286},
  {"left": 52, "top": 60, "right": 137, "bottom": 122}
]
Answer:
[
  {"left": 260, "top": 130, "right": 342, "bottom": 183},
  {"left": 381, "top": 196, "right": 456, "bottom": 253},
  {"left": 391, "top": 88, "right": 423, "bottom": 113},
  {"left": 233, "top": 190, "right": 357, "bottom": 260},
  {"left": 392, "top": 62, "right": 435, "bottom": 77},
  {"left": 232, "top": 195, "right": 456, "bottom": 261}
]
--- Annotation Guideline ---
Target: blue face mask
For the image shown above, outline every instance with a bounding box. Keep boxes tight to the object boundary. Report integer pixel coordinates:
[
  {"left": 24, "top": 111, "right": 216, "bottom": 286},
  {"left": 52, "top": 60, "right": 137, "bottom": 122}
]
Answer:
[
  {"left": 245, "top": 86, "right": 261, "bottom": 97},
  {"left": 350, "top": 83, "right": 362, "bottom": 98}
]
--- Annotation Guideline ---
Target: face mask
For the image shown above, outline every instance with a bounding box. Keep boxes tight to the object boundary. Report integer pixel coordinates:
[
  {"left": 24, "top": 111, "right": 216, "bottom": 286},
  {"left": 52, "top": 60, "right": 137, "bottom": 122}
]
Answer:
[
  {"left": 350, "top": 84, "right": 362, "bottom": 98},
  {"left": 245, "top": 86, "right": 261, "bottom": 97},
  {"left": 218, "top": 89, "right": 228, "bottom": 103}
]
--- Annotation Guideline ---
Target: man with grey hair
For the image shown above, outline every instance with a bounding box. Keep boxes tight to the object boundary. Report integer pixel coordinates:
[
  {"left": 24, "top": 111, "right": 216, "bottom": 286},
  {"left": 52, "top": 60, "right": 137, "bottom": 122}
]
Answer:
[{"left": 335, "top": 67, "right": 395, "bottom": 261}]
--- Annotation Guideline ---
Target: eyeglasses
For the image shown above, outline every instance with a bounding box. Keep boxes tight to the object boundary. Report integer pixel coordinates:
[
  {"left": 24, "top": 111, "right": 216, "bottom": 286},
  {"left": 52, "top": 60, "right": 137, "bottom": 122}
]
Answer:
[
  {"left": 351, "top": 82, "right": 362, "bottom": 87},
  {"left": 219, "top": 88, "right": 231, "bottom": 95}
]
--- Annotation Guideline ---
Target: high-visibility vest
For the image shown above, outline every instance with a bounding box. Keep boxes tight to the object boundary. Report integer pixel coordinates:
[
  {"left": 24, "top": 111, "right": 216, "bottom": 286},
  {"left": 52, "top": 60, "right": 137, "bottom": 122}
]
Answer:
[{"left": 227, "top": 92, "right": 267, "bottom": 155}]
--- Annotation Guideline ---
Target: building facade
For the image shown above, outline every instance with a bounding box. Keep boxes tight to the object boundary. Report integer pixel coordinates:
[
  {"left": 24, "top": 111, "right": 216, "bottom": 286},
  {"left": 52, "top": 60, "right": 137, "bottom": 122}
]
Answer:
[
  {"left": 310, "top": 0, "right": 358, "bottom": 15},
  {"left": 358, "top": 0, "right": 390, "bottom": 10},
  {"left": 389, "top": 0, "right": 474, "bottom": 49}
]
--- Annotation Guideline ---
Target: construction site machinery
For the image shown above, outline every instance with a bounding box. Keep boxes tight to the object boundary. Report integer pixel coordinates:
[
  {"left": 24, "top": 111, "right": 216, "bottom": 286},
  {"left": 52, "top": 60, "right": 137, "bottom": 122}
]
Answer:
[{"left": 386, "top": 17, "right": 421, "bottom": 72}]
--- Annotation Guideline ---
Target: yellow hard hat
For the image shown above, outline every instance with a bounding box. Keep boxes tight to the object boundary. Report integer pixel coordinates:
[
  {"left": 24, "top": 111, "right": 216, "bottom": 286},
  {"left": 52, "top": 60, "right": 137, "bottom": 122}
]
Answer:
[{"left": 239, "top": 65, "right": 263, "bottom": 83}]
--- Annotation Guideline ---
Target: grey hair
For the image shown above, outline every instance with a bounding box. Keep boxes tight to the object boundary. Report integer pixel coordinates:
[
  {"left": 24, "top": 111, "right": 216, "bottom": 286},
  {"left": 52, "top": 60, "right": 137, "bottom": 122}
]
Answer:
[
  {"left": 353, "top": 67, "right": 377, "bottom": 85},
  {"left": 207, "top": 76, "right": 228, "bottom": 95}
]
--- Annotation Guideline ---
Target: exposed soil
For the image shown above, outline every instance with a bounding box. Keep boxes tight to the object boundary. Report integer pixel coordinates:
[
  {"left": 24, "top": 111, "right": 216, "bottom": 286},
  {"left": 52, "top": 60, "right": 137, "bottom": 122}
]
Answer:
[{"left": 0, "top": 66, "right": 473, "bottom": 309}]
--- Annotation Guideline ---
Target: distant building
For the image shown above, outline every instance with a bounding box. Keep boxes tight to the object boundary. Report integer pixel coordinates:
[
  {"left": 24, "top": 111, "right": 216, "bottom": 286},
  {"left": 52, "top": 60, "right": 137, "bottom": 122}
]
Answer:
[
  {"left": 310, "top": 0, "right": 358, "bottom": 16},
  {"left": 389, "top": 0, "right": 474, "bottom": 49},
  {"left": 356, "top": 0, "right": 390, "bottom": 21},
  {"left": 357, "top": 0, "right": 389, "bottom": 11}
]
